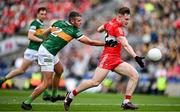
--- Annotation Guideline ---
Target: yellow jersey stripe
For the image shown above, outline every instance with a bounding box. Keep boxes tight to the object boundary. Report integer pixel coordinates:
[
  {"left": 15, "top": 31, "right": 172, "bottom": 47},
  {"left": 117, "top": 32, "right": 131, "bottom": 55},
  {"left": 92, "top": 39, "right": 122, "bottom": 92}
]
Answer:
[
  {"left": 56, "top": 32, "right": 73, "bottom": 42},
  {"left": 51, "top": 27, "right": 73, "bottom": 42},
  {"left": 35, "top": 29, "right": 44, "bottom": 35}
]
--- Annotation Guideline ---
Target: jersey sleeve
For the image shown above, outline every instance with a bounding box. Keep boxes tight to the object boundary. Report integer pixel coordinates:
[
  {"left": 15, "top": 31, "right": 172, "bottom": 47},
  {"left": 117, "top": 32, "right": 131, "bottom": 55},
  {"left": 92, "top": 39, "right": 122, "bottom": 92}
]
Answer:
[
  {"left": 29, "top": 21, "right": 37, "bottom": 33},
  {"left": 74, "top": 29, "right": 83, "bottom": 40},
  {"left": 115, "top": 27, "right": 125, "bottom": 37},
  {"left": 51, "top": 21, "right": 58, "bottom": 27}
]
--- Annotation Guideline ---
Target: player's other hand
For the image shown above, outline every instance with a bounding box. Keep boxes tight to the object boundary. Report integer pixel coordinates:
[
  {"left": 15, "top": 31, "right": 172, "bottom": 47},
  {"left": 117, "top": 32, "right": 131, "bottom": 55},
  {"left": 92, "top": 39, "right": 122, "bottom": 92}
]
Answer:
[
  {"left": 135, "top": 56, "right": 145, "bottom": 68},
  {"left": 105, "top": 36, "right": 118, "bottom": 47}
]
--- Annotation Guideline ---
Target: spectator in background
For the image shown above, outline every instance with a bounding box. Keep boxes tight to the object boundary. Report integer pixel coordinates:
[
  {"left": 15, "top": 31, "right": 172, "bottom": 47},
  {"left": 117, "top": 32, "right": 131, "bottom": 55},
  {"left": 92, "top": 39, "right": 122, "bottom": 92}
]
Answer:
[{"left": 0, "top": 60, "right": 7, "bottom": 70}]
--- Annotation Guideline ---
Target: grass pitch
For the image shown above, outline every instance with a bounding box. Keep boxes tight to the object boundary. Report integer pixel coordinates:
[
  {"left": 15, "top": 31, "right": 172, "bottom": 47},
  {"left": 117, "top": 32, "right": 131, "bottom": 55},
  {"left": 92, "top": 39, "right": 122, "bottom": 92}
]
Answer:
[{"left": 0, "top": 89, "right": 180, "bottom": 112}]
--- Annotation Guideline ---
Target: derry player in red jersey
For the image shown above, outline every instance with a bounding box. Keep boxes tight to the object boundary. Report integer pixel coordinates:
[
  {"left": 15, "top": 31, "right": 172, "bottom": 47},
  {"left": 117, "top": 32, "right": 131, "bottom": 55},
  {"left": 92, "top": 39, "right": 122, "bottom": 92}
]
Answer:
[{"left": 64, "top": 7, "right": 145, "bottom": 111}]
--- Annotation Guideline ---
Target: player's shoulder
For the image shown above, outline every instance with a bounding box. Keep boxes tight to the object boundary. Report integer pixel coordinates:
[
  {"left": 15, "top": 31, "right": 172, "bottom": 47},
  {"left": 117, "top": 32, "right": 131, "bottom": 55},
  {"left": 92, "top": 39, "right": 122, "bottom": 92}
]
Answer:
[
  {"left": 54, "top": 20, "right": 64, "bottom": 23},
  {"left": 30, "top": 19, "right": 37, "bottom": 25},
  {"left": 105, "top": 18, "right": 118, "bottom": 28},
  {"left": 53, "top": 20, "right": 69, "bottom": 26},
  {"left": 30, "top": 19, "right": 42, "bottom": 26}
]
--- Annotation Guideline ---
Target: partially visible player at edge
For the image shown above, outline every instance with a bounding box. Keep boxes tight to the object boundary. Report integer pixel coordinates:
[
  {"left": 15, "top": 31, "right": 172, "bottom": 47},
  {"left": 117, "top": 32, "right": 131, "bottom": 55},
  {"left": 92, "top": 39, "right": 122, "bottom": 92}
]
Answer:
[
  {"left": 21, "top": 11, "right": 108, "bottom": 110},
  {"left": 64, "top": 7, "right": 145, "bottom": 111},
  {"left": 0, "top": 7, "right": 65, "bottom": 102}
]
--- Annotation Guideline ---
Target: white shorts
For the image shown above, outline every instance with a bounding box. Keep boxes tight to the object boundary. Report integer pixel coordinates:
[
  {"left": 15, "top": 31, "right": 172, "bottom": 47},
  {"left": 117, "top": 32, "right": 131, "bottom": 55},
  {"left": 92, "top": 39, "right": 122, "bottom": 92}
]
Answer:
[
  {"left": 38, "top": 45, "right": 59, "bottom": 72},
  {"left": 24, "top": 48, "right": 38, "bottom": 61}
]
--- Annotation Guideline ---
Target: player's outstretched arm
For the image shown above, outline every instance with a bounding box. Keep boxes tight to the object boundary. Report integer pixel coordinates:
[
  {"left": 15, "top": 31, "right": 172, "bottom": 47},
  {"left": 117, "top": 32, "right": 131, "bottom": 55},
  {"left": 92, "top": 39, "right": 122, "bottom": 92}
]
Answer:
[
  {"left": 117, "top": 36, "right": 144, "bottom": 68},
  {"left": 117, "top": 36, "right": 137, "bottom": 57},
  {"left": 78, "top": 35, "right": 105, "bottom": 46},
  {"left": 28, "top": 31, "right": 43, "bottom": 42}
]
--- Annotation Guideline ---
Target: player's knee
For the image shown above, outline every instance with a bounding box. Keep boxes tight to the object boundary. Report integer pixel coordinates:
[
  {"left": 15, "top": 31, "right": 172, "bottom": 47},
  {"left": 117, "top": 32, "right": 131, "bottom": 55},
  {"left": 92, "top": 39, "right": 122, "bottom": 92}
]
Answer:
[
  {"left": 132, "top": 73, "right": 139, "bottom": 81},
  {"left": 56, "top": 70, "right": 63, "bottom": 76},
  {"left": 128, "top": 72, "right": 139, "bottom": 82},
  {"left": 55, "top": 68, "right": 64, "bottom": 76},
  {"left": 47, "top": 80, "right": 52, "bottom": 86},
  {"left": 18, "top": 68, "right": 25, "bottom": 74},
  {"left": 92, "top": 80, "right": 101, "bottom": 87},
  {"left": 59, "top": 68, "right": 64, "bottom": 74}
]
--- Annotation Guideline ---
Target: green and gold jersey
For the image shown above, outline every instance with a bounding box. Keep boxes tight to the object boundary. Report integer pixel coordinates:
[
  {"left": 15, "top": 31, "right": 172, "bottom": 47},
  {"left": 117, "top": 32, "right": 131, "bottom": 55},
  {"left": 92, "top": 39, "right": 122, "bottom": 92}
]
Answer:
[
  {"left": 27, "top": 19, "right": 44, "bottom": 50},
  {"left": 42, "top": 20, "right": 83, "bottom": 56}
]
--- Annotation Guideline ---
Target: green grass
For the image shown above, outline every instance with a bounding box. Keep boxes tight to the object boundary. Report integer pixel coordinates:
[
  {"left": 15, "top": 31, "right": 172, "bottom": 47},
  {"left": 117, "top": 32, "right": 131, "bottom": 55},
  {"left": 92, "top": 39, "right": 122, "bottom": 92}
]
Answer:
[{"left": 0, "top": 89, "right": 180, "bottom": 112}]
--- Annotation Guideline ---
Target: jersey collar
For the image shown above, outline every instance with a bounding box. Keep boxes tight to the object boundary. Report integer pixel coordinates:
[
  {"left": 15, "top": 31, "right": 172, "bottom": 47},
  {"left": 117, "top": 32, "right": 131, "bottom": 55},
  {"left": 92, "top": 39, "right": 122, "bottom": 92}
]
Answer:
[
  {"left": 65, "top": 21, "right": 72, "bottom": 26},
  {"left": 36, "top": 19, "right": 44, "bottom": 25}
]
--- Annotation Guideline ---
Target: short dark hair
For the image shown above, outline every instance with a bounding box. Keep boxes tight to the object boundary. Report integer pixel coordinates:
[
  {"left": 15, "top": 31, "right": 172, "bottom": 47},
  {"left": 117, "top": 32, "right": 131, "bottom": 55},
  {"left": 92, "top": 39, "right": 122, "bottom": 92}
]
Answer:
[
  {"left": 37, "top": 7, "right": 47, "bottom": 13},
  {"left": 68, "top": 11, "right": 81, "bottom": 22},
  {"left": 118, "top": 7, "right": 130, "bottom": 15}
]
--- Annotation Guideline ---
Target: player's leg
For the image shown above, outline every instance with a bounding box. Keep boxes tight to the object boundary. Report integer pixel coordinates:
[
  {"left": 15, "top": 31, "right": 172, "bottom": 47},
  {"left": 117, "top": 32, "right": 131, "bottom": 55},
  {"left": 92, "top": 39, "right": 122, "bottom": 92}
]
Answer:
[
  {"left": 22, "top": 71, "right": 52, "bottom": 110},
  {"left": 21, "top": 45, "right": 54, "bottom": 110},
  {"left": 113, "top": 62, "right": 139, "bottom": 110},
  {"left": 51, "top": 61, "right": 65, "bottom": 102},
  {"left": 64, "top": 67, "right": 109, "bottom": 111},
  {"left": 76, "top": 67, "right": 109, "bottom": 93},
  {"left": 0, "top": 59, "right": 32, "bottom": 87}
]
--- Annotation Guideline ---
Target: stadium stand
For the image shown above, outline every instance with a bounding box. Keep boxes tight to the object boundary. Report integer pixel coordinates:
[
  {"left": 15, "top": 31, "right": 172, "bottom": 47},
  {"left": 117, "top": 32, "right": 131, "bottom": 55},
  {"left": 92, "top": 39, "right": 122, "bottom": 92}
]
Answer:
[{"left": 0, "top": 0, "right": 179, "bottom": 96}]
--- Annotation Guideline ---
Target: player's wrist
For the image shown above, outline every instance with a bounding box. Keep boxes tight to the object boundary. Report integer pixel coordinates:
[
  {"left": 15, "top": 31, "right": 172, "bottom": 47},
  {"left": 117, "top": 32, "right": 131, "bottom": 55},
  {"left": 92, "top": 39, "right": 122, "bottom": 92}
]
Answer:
[{"left": 133, "top": 55, "right": 137, "bottom": 58}]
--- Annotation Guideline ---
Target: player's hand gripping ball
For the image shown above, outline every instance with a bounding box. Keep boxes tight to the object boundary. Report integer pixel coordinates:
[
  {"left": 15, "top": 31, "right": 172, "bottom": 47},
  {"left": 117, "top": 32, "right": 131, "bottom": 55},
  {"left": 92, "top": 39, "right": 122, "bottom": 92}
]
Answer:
[
  {"left": 105, "top": 36, "right": 118, "bottom": 47},
  {"left": 147, "top": 48, "right": 162, "bottom": 61}
]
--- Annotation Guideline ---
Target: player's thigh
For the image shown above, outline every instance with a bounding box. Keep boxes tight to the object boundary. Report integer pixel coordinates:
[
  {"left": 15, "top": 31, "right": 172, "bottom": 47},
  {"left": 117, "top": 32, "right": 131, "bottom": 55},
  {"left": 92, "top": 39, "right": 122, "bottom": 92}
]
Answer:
[
  {"left": 19, "top": 59, "right": 33, "bottom": 71},
  {"left": 113, "top": 62, "right": 139, "bottom": 78},
  {"left": 54, "top": 61, "right": 63, "bottom": 75},
  {"left": 92, "top": 67, "right": 109, "bottom": 82}
]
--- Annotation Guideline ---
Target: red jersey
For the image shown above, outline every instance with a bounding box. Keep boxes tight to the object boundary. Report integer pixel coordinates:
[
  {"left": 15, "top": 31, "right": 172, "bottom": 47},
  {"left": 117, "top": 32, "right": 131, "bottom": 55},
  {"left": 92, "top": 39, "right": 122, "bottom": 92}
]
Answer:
[
  {"left": 102, "top": 18, "right": 125, "bottom": 57},
  {"left": 98, "top": 18, "right": 125, "bottom": 70}
]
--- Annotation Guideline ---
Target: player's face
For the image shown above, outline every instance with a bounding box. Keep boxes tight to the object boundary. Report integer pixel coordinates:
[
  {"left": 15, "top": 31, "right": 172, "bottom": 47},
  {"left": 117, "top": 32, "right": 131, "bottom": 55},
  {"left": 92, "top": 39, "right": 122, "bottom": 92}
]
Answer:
[
  {"left": 117, "top": 13, "right": 130, "bottom": 26},
  {"left": 71, "top": 16, "right": 82, "bottom": 28},
  {"left": 37, "top": 10, "right": 47, "bottom": 21}
]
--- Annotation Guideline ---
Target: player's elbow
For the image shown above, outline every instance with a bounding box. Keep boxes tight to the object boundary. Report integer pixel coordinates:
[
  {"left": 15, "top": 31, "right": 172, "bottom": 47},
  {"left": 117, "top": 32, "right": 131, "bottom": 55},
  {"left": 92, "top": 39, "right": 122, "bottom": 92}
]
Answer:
[
  {"left": 97, "top": 28, "right": 102, "bottom": 32},
  {"left": 97, "top": 25, "right": 104, "bottom": 33},
  {"left": 122, "top": 43, "right": 129, "bottom": 49},
  {"left": 28, "top": 36, "right": 33, "bottom": 40},
  {"left": 123, "top": 44, "right": 132, "bottom": 52}
]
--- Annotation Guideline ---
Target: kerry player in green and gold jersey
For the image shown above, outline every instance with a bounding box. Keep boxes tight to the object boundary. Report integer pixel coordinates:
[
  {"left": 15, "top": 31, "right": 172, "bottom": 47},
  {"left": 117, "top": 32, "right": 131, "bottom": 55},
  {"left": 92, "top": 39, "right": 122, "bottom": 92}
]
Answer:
[
  {"left": 21, "top": 11, "right": 106, "bottom": 110},
  {"left": 0, "top": 7, "right": 64, "bottom": 102}
]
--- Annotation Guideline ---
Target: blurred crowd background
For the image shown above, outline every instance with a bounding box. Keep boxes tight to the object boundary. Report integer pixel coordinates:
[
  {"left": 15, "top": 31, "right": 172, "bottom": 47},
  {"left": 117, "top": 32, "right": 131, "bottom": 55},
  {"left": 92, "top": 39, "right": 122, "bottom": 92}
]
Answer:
[{"left": 0, "top": 0, "right": 180, "bottom": 96}]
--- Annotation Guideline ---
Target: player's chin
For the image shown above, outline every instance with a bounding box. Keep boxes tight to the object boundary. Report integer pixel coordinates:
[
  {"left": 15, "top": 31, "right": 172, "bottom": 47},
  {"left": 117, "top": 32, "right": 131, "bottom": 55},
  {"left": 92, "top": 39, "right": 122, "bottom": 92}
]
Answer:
[
  {"left": 76, "top": 25, "right": 81, "bottom": 28},
  {"left": 126, "top": 22, "right": 129, "bottom": 25}
]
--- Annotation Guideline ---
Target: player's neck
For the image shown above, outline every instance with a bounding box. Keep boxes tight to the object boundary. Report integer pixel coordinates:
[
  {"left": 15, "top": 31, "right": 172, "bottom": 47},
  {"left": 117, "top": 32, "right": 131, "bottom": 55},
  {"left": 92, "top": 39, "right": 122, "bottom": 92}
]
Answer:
[{"left": 37, "top": 18, "right": 44, "bottom": 23}]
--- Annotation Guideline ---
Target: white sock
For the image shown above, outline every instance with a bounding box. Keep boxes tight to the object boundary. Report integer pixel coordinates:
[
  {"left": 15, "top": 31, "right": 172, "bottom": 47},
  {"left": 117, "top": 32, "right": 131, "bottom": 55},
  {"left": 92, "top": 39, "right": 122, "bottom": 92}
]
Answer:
[
  {"left": 123, "top": 99, "right": 130, "bottom": 104},
  {"left": 69, "top": 92, "right": 75, "bottom": 99}
]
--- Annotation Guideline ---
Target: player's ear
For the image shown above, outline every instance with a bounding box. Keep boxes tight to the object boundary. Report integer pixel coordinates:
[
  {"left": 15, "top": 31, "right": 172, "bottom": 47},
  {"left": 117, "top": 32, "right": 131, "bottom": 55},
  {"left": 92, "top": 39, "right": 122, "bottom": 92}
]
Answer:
[{"left": 70, "top": 19, "right": 75, "bottom": 24}]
